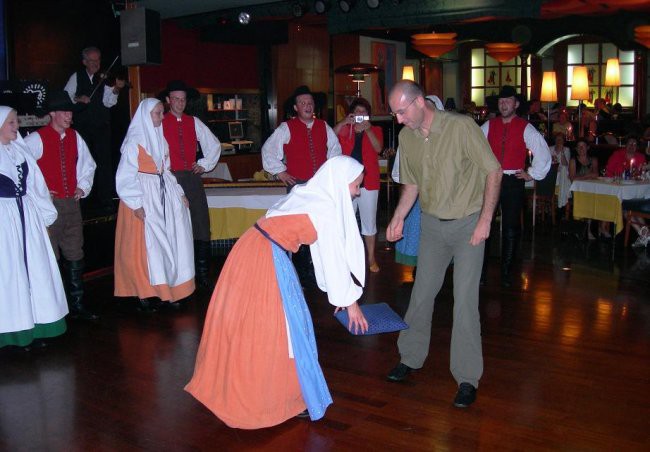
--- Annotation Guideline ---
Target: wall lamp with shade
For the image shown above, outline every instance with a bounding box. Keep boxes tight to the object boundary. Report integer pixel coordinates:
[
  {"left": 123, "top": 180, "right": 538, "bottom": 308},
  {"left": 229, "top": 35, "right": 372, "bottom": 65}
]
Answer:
[
  {"left": 604, "top": 58, "right": 620, "bottom": 104},
  {"left": 540, "top": 71, "right": 557, "bottom": 138},
  {"left": 401, "top": 65, "right": 415, "bottom": 81},
  {"left": 366, "top": 0, "right": 380, "bottom": 8},
  {"left": 570, "top": 66, "right": 589, "bottom": 137}
]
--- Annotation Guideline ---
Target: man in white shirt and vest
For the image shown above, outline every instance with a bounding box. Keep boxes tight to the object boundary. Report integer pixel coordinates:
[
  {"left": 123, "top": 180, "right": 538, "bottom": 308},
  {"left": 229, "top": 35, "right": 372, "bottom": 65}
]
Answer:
[
  {"left": 159, "top": 80, "right": 221, "bottom": 288},
  {"left": 481, "top": 85, "right": 551, "bottom": 287},
  {"left": 64, "top": 46, "right": 125, "bottom": 214},
  {"left": 261, "top": 85, "right": 342, "bottom": 288},
  {"left": 25, "top": 90, "right": 98, "bottom": 320}
]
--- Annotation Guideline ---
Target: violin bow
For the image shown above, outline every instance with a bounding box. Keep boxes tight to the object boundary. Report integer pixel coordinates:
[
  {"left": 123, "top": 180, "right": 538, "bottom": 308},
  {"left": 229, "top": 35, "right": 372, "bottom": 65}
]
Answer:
[{"left": 89, "top": 55, "right": 120, "bottom": 100}]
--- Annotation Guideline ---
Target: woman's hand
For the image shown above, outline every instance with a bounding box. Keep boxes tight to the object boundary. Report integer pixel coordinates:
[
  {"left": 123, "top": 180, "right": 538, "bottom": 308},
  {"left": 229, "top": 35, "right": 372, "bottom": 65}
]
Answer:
[
  {"left": 134, "top": 207, "right": 146, "bottom": 221},
  {"left": 181, "top": 195, "right": 189, "bottom": 208},
  {"left": 334, "top": 302, "right": 368, "bottom": 334}
]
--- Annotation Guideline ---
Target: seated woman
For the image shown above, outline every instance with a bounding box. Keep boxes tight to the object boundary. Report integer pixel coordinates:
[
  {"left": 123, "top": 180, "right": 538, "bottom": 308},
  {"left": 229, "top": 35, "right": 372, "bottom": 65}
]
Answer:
[
  {"left": 551, "top": 133, "right": 572, "bottom": 212},
  {"left": 0, "top": 106, "right": 68, "bottom": 349},
  {"left": 114, "top": 98, "right": 195, "bottom": 311},
  {"left": 185, "top": 156, "right": 368, "bottom": 429},
  {"left": 333, "top": 97, "right": 383, "bottom": 272},
  {"left": 552, "top": 111, "right": 574, "bottom": 141},
  {"left": 569, "top": 138, "right": 607, "bottom": 239},
  {"left": 604, "top": 136, "right": 646, "bottom": 178}
]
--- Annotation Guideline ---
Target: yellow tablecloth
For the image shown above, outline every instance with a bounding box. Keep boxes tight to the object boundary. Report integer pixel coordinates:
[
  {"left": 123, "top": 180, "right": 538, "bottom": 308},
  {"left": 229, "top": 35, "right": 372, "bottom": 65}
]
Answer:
[
  {"left": 205, "top": 186, "right": 286, "bottom": 240},
  {"left": 570, "top": 179, "right": 650, "bottom": 235},
  {"left": 572, "top": 192, "right": 623, "bottom": 234},
  {"left": 209, "top": 208, "right": 267, "bottom": 240}
]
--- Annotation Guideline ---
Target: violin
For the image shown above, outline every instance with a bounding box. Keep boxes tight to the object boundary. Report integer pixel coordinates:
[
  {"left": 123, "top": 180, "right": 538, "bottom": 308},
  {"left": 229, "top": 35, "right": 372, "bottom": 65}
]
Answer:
[{"left": 98, "top": 67, "right": 132, "bottom": 89}]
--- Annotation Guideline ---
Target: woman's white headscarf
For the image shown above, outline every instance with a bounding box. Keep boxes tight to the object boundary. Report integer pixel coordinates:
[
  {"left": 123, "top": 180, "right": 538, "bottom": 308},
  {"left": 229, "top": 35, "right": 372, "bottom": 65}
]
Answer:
[
  {"left": 120, "top": 98, "right": 165, "bottom": 170},
  {"left": 0, "top": 106, "right": 27, "bottom": 182},
  {"left": 266, "top": 155, "right": 365, "bottom": 306}
]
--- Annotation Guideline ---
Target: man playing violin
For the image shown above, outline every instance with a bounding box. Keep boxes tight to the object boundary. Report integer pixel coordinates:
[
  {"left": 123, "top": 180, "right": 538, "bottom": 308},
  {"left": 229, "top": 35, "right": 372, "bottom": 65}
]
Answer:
[{"left": 64, "top": 46, "right": 126, "bottom": 214}]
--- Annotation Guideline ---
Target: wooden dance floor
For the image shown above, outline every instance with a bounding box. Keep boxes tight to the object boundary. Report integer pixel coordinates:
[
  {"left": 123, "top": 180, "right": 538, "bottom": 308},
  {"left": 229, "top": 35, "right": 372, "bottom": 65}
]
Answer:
[{"left": 1, "top": 229, "right": 649, "bottom": 450}]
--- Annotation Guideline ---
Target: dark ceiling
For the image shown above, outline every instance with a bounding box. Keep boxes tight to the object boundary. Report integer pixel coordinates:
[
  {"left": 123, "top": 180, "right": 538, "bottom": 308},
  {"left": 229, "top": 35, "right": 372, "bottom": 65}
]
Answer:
[{"left": 135, "top": 0, "right": 650, "bottom": 55}]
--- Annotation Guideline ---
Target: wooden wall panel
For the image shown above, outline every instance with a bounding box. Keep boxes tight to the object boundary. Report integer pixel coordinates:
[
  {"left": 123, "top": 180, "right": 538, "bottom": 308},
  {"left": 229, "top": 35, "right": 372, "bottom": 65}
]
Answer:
[{"left": 273, "top": 23, "right": 330, "bottom": 125}]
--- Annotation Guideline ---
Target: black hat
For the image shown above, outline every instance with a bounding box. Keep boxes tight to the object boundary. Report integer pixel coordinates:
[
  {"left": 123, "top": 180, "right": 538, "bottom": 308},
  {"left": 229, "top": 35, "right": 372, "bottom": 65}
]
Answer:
[
  {"left": 45, "top": 90, "right": 86, "bottom": 114},
  {"left": 158, "top": 80, "right": 199, "bottom": 101},
  {"left": 292, "top": 85, "right": 313, "bottom": 104},
  {"left": 497, "top": 85, "right": 518, "bottom": 99}
]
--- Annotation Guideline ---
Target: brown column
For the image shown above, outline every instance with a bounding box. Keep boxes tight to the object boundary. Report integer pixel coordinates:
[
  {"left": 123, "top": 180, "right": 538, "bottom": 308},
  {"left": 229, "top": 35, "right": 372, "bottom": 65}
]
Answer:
[{"left": 520, "top": 53, "right": 528, "bottom": 98}]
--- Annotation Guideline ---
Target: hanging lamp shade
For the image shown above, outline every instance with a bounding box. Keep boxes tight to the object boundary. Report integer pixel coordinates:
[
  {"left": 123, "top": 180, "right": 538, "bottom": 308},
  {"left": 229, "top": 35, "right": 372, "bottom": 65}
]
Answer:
[
  {"left": 633, "top": 25, "right": 650, "bottom": 48},
  {"left": 411, "top": 32, "right": 457, "bottom": 58},
  {"left": 485, "top": 43, "right": 521, "bottom": 63}
]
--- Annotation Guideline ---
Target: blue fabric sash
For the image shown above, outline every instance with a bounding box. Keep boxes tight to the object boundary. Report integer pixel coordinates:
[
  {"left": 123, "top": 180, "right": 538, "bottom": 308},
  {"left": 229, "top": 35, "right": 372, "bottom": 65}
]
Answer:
[{"left": 270, "top": 242, "right": 333, "bottom": 421}]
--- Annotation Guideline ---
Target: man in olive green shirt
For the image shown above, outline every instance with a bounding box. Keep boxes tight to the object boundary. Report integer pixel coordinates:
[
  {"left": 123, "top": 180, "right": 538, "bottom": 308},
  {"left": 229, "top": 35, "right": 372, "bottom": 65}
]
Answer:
[{"left": 385, "top": 81, "right": 502, "bottom": 408}]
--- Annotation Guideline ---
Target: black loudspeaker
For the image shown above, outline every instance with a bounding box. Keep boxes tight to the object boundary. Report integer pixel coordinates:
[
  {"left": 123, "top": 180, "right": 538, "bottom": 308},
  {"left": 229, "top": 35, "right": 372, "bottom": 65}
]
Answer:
[{"left": 120, "top": 8, "right": 161, "bottom": 66}]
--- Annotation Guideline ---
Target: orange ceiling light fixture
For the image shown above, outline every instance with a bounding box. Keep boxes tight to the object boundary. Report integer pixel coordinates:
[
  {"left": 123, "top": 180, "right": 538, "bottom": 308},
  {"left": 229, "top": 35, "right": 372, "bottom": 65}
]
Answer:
[
  {"left": 634, "top": 25, "right": 650, "bottom": 48},
  {"left": 485, "top": 42, "right": 521, "bottom": 63},
  {"left": 411, "top": 32, "right": 457, "bottom": 58}
]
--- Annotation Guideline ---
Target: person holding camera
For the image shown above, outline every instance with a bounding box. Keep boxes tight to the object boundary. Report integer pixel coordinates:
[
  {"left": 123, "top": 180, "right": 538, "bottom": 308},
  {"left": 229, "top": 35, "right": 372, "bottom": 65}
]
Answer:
[{"left": 333, "top": 97, "right": 383, "bottom": 272}]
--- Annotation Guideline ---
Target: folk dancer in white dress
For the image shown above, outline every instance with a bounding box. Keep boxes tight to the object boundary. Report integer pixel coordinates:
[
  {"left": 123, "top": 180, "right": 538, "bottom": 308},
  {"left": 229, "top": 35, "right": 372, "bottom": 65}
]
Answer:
[
  {"left": 114, "top": 98, "right": 195, "bottom": 312},
  {"left": 0, "top": 106, "right": 68, "bottom": 348}
]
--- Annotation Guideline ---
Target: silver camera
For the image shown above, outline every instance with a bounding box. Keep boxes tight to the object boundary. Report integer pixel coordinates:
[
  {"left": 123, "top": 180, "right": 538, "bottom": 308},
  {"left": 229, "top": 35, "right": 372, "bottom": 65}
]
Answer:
[{"left": 354, "top": 115, "right": 369, "bottom": 123}]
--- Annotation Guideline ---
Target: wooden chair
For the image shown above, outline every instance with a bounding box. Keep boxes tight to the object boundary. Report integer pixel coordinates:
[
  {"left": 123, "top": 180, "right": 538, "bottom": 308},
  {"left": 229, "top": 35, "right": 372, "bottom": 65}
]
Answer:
[
  {"left": 623, "top": 199, "right": 650, "bottom": 246},
  {"left": 531, "top": 165, "right": 558, "bottom": 227}
]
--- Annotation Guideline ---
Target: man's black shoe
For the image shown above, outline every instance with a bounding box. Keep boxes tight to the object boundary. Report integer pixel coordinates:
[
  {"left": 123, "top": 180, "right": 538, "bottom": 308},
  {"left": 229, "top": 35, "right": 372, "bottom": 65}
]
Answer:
[
  {"left": 453, "top": 383, "right": 477, "bottom": 408},
  {"left": 386, "top": 362, "right": 413, "bottom": 382}
]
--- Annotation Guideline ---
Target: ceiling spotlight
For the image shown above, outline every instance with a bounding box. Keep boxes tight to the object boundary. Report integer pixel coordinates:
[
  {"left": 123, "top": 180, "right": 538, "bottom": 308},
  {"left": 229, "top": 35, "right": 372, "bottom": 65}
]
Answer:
[
  {"left": 238, "top": 11, "right": 251, "bottom": 25},
  {"left": 366, "top": 0, "right": 380, "bottom": 8},
  {"left": 292, "top": 2, "right": 306, "bottom": 17},
  {"left": 338, "top": 0, "right": 356, "bottom": 13},
  {"left": 314, "top": 0, "right": 331, "bottom": 14}
]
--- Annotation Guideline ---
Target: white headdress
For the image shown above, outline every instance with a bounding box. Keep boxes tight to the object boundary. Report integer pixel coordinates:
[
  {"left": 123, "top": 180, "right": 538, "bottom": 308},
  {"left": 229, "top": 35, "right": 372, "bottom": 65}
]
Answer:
[
  {"left": 267, "top": 155, "right": 365, "bottom": 306},
  {"left": 120, "top": 98, "right": 165, "bottom": 170}
]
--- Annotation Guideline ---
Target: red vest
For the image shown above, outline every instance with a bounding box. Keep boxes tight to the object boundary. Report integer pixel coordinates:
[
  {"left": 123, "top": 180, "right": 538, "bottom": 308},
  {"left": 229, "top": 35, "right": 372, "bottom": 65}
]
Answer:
[
  {"left": 162, "top": 113, "right": 198, "bottom": 171},
  {"left": 487, "top": 116, "right": 528, "bottom": 171},
  {"left": 36, "top": 126, "right": 78, "bottom": 198},
  {"left": 284, "top": 118, "right": 328, "bottom": 180}
]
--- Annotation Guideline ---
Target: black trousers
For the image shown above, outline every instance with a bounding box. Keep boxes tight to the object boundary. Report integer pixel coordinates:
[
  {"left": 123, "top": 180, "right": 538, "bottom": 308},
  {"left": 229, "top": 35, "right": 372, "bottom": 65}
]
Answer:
[
  {"left": 499, "top": 174, "right": 525, "bottom": 235},
  {"left": 76, "top": 121, "right": 114, "bottom": 211},
  {"left": 173, "top": 170, "right": 211, "bottom": 242}
]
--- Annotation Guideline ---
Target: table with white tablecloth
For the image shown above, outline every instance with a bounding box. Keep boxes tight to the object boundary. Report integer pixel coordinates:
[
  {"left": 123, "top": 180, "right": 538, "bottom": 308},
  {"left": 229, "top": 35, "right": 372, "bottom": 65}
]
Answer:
[
  {"left": 205, "top": 186, "right": 287, "bottom": 240},
  {"left": 570, "top": 179, "right": 650, "bottom": 234}
]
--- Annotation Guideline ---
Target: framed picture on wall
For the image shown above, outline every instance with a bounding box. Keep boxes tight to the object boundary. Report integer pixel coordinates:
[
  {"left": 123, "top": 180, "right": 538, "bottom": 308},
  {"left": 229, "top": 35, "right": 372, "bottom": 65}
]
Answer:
[{"left": 371, "top": 41, "right": 396, "bottom": 114}]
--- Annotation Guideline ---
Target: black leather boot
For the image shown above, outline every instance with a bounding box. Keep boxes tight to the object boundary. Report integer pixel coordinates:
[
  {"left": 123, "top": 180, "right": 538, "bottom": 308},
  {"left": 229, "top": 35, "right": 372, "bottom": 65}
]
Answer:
[
  {"left": 501, "top": 229, "right": 518, "bottom": 288},
  {"left": 195, "top": 240, "right": 212, "bottom": 289},
  {"left": 67, "top": 259, "right": 99, "bottom": 320}
]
